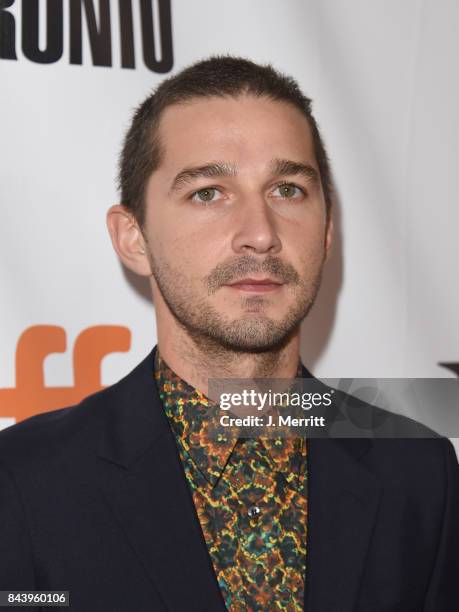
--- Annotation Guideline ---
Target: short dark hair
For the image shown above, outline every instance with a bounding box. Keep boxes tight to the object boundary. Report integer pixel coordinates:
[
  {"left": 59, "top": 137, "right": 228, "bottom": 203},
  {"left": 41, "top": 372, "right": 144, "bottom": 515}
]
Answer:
[{"left": 118, "top": 55, "right": 332, "bottom": 229}]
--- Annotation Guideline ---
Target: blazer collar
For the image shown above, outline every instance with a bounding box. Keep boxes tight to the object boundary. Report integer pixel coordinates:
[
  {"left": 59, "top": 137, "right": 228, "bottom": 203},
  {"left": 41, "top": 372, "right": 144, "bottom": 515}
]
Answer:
[{"left": 97, "top": 345, "right": 167, "bottom": 468}]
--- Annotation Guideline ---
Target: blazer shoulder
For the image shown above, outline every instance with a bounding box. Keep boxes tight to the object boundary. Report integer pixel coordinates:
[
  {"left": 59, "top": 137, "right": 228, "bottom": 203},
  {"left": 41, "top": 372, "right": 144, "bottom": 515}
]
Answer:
[
  {"left": 0, "top": 378, "right": 125, "bottom": 471},
  {"left": 0, "top": 350, "right": 155, "bottom": 467},
  {"left": 331, "top": 385, "right": 445, "bottom": 439},
  {"left": 329, "top": 386, "right": 458, "bottom": 480}
]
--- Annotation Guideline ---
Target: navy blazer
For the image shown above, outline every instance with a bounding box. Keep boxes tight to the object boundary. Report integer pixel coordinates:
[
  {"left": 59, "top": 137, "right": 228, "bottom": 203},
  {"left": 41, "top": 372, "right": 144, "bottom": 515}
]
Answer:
[{"left": 0, "top": 345, "right": 458, "bottom": 611}]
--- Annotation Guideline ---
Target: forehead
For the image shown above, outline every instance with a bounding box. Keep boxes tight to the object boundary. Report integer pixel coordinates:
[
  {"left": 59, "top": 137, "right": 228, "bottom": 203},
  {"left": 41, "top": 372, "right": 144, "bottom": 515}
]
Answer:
[{"left": 156, "top": 95, "right": 316, "bottom": 172}]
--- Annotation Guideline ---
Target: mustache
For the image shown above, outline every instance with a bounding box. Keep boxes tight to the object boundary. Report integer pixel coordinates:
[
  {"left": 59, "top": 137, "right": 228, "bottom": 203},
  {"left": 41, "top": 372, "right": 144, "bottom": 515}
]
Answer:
[{"left": 205, "top": 255, "right": 300, "bottom": 294}]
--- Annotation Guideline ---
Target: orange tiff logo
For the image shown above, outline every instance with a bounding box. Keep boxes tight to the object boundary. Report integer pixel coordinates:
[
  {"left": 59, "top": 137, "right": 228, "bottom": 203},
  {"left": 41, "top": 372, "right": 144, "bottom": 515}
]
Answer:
[{"left": 0, "top": 325, "right": 131, "bottom": 423}]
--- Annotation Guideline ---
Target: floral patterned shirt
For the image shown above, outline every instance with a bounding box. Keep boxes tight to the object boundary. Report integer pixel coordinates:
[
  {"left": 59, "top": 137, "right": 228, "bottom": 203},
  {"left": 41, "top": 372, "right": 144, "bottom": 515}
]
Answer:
[{"left": 154, "top": 349, "right": 308, "bottom": 611}]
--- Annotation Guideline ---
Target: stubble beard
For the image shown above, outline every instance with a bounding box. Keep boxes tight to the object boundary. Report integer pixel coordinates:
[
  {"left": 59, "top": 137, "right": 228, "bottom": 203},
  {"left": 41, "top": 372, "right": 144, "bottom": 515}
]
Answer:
[{"left": 147, "top": 250, "right": 325, "bottom": 354}]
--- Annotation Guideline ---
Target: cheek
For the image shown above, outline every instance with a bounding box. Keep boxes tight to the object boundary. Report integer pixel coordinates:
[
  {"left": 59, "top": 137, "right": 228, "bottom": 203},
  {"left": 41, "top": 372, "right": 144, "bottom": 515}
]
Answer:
[
  {"left": 149, "top": 226, "right": 215, "bottom": 281},
  {"left": 289, "top": 219, "right": 326, "bottom": 261},
  {"left": 146, "top": 211, "right": 185, "bottom": 261}
]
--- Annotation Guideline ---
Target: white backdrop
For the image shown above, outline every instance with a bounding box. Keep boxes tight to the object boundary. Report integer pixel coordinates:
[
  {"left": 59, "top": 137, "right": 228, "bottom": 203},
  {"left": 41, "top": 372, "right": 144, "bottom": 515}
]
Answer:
[{"left": 1, "top": 0, "right": 458, "bottom": 454}]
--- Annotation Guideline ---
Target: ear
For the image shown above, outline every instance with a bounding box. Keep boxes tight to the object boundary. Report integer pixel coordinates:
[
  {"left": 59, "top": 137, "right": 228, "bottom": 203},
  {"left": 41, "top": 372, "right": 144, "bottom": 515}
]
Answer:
[
  {"left": 324, "top": 214, "right": 333, "bottom": 262},
  {"left": 106, "top": 204, "right": 152, "bottom": 276}
]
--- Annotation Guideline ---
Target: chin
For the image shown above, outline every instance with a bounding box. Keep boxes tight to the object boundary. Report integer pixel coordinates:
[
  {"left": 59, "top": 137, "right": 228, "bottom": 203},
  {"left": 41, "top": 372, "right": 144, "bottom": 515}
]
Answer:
[{"left": 207, "top": 319, "right": 296, "bottom": 353}]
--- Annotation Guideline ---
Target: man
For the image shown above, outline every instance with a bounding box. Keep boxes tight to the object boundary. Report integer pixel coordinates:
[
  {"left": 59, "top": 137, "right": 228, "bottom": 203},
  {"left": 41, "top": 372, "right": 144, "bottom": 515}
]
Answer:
[{"left": 0, "top": 56, "right": 458, "bottom": 611}]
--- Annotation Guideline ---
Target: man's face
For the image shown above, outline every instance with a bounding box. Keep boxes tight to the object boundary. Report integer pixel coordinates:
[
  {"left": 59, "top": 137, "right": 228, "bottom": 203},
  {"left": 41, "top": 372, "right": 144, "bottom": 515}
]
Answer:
[{"left": 143, "top": 94, "right": 332, "bottom": 352}]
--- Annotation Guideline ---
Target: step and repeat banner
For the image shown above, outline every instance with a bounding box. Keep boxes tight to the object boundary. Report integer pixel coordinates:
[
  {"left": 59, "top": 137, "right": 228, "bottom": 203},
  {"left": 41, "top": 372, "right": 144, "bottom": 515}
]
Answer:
[{"left": 1, "top": 1, "right": 458, "bottom": 453}]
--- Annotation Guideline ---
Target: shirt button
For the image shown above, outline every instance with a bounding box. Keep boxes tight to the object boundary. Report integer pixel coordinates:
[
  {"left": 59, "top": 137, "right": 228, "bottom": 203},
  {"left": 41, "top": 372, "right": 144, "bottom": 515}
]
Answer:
[{"left": 248, "top": 505, "right": 261, "bottom": 519}]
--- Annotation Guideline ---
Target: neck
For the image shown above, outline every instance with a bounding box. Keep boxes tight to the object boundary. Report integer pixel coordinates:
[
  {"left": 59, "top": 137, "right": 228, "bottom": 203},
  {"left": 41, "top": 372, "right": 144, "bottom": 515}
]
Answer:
[{"left": 156, "top": 323, "right": 301, "bottom": 398}]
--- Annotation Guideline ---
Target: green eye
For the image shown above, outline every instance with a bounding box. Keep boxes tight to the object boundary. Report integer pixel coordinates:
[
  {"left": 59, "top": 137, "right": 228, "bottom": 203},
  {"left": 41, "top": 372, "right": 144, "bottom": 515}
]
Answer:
[
  {"left": 193, "top": 187, "right": 217, "bottom": 202},
  {"left": 277, "top": 183, "right": 302, "bottom": 198}
]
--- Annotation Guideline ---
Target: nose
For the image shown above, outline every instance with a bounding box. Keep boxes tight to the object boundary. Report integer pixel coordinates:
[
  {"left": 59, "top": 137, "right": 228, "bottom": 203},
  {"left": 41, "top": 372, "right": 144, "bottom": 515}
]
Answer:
[{"left": 231, "top": 195, "right": 282, "bottom": 255}]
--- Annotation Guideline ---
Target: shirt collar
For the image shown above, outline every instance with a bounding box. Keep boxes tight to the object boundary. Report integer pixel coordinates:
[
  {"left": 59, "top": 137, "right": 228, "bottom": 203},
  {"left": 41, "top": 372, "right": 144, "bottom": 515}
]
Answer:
[{"left": 154, "top": 348, "right": 306, "bottom": 487}]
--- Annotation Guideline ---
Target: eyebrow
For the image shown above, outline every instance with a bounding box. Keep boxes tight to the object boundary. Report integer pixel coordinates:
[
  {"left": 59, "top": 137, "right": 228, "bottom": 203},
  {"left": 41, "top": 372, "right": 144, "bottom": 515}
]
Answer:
[
  {"left": 269, "top": 158, "right": 319, "bottom": 183},
  {"left": 169, "top": 162, "right": 237, "bottom": 193},
  {"left": 169, "top": 157, "right": 319, "bottom": 194}
]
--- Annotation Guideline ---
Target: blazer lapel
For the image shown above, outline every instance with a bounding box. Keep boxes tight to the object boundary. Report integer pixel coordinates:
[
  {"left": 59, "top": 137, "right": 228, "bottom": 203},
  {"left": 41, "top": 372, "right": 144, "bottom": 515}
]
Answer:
[
  {"left": 304, "top": 435, "right": 381, "bottom": 612},
  {"left": 97, "top": 347, "right": 226, "bottom": 611}
]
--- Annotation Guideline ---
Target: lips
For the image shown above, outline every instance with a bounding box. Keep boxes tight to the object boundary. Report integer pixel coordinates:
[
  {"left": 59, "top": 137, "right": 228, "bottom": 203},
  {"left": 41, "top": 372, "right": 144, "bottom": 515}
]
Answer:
[{"left": 226, "top": 277, "right": 284, "bottom": 292}]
